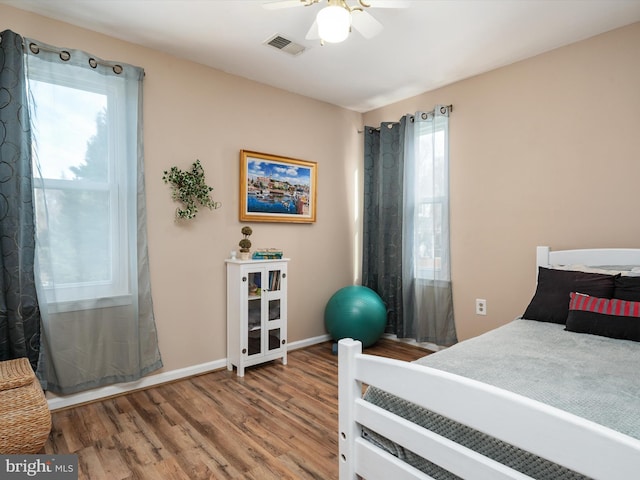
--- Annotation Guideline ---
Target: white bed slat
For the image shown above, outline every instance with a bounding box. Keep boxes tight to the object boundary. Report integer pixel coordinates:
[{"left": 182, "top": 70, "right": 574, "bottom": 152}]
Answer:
[
  {"left": 339, "top": 338, "right": 640, "bottom": 480},
  {"left": 355, "top": 399, "right": 533, "bottom": 480},
  {"left": 355, "top": 438, "right": 437, "bottom": 480},
  {"left": 339, "top": 336, "right": 363, "bottom": 480}
]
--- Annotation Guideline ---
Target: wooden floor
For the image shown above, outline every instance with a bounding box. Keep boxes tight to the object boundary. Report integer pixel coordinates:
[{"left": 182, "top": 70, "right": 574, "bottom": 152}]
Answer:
[{"left": 43, "top": 339, "right": 431, "bottom": 480}]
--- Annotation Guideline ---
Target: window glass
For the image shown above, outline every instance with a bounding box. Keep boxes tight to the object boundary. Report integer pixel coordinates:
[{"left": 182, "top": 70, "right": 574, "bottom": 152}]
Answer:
[
  {"left": 415, "top": 124, "right": 448, "bottom": 280},
  {"left": 29, "top": 67, "right": 129, "bottom": 305}
]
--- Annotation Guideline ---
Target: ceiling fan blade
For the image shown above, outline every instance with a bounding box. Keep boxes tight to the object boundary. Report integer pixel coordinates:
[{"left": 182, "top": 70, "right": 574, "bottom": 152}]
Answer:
[
  {"left": 362, "top": 0, "right": 410, "bottom": 7},
  {"left": 351, "top": 9, "right": 383, "bottom": 39},
  {"left": 305, "top": 19, "right": 320, "bottom": 40},
  {"left": 262, "top": 0, "right": 311, "bottom": 10}
]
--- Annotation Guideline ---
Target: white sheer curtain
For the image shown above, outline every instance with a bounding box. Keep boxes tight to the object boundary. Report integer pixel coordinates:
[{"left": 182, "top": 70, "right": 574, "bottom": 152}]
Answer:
[
  {"left": 26, "top": 38, "right": 162, "bottom": 394},
  {"left": 400, "top": 107, "right": 457, "bottom": 346}
]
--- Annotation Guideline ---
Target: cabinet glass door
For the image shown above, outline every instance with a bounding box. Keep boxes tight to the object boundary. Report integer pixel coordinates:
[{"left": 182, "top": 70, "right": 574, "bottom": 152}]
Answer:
[
  {"left": 247, "top": 271, "right": 262, "bottom": 356},
  {"left": 267, "top": 269, "right": 283, "bottom": 352},
  {"left": 268, "top": 298, "right": 281, "bottom": 352}
]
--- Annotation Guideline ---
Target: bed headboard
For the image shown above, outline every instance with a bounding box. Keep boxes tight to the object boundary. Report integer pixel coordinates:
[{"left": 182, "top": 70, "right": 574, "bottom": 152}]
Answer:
[{"left": 536, "top": 246, "right": 640, "bottom": 268}]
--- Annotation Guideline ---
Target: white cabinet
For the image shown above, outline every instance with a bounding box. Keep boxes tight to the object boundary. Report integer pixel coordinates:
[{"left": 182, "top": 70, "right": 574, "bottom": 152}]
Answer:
[{"left": 225, "top": 259, "right": 289, "bottom": 376}]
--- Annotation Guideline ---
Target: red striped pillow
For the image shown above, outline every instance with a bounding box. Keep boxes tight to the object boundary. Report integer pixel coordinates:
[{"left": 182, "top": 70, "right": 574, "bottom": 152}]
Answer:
[
  {"left": 566, "top": 292, "right": 640, "bottom": 341},
  {"left": 570, "top": 292, "right": 640, "bottom": 317}
]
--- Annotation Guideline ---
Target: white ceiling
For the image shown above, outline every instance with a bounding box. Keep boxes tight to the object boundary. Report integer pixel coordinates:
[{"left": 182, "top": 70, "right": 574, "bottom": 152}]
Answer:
[{"left": 4, "top": 0, "right": 640, "bottom": 112}]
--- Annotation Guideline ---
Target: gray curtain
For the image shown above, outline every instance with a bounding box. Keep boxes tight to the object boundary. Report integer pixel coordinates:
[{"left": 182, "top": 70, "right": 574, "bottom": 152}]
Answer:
[
  {"left": 0, "top": 30, "right": 41, "bottom": 368},
  {"left": 362, "top": 118, "right": 408, "bottom": 334},
  {"left": 25, "top": 38, "right": 162, "bottom": 394},
  {"left": 401, "top": 109, "right": 456, "bottom": 346},
  {"left": 363, "top": 108, "right": 457, "bottom": 346}
]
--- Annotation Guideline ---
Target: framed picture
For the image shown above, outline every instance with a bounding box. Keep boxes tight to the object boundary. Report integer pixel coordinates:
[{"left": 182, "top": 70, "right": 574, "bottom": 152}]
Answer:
[{"left": 240, "top": 150, "right": 317, "bottom": 223}]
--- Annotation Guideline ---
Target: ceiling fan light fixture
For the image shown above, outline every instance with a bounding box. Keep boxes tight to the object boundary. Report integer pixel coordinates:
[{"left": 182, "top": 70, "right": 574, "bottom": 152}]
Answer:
[{"left": 316, "top": 5, "right": 351, "bottom": 43}]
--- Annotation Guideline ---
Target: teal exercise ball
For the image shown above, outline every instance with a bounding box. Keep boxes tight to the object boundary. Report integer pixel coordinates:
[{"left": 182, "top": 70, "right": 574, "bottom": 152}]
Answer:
[{"left": 324, "top": 286, "right": 387, "bottom": 348}]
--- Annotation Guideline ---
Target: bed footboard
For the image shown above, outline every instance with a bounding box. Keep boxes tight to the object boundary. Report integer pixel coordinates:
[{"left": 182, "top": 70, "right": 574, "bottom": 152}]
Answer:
[{"left": 338, "top": 338, "right": 640, "bottom": 480}]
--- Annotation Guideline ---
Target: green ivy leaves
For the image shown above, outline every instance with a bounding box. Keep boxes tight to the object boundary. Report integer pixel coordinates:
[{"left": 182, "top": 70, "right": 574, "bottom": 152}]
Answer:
[{"left": 162, "top": 160, "right": 221, "bottom": 219}]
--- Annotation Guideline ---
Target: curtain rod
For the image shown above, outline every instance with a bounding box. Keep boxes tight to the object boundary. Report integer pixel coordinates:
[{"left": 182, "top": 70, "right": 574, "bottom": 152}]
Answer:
[
  {"left": 27, "top": 41, "right": 125, "bottom": 74},
  {"left": 357, "top": 104, "right": 453, "bottom": 134}
]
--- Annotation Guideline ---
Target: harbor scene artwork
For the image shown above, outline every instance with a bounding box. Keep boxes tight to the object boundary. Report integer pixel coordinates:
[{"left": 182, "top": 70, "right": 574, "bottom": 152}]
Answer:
[{"left": 240, "top": 150, "right": 317, "bottom": 223}]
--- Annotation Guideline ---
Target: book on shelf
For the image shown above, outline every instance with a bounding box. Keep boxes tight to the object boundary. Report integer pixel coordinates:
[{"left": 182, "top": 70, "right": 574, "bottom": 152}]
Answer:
[
  {"left": 252, "top": 248, "right": 283, "bottom": 260},
  {"left": 268, "top": 271, "right": 281, "bottom": 291}
]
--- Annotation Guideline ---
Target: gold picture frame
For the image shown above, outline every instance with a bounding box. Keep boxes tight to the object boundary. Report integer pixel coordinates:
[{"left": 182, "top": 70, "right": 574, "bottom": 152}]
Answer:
[{"left": 240, "top": 150, "right": 317, "bottom": 223}]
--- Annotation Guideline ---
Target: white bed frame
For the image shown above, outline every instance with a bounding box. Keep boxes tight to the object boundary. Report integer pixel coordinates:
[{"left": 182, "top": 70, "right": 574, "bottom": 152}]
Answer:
[{"left": 339, "top": 246, "right": 640, "bottom": 480}]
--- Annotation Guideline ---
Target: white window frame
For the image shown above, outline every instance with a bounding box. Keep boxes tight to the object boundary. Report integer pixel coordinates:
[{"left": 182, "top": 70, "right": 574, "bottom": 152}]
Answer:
[
  {"left": 414, "top": 121, "right": 449, "bottom": 282},
  {"left": 29, "top": 62, "right": 131, "bottom": 311}
]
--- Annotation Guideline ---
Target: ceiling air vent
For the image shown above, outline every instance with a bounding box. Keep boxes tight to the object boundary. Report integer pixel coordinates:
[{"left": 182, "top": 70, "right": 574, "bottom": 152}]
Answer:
[{"left": 264, "top": 34, "right": 306, "bottom": 56}]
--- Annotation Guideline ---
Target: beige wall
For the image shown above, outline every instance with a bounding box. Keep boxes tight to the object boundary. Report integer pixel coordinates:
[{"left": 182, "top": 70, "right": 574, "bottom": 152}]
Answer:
[
  {"left": 4, "top": 4, "right": 639, "bottom": 372},
  {"left": 1, "top": 5, "right": 362, "bottom": 374},
  {"left": 363, "top": 22, "right": 640, "bottom": 341}
]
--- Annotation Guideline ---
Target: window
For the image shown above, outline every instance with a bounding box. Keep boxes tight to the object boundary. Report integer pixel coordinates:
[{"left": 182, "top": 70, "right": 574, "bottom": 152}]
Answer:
[
  {"left": 414, "top": 118, "right": 449, "bottom": 281},
  {"left": 29, "top": 60, "right": 131, "bottom": 310}
]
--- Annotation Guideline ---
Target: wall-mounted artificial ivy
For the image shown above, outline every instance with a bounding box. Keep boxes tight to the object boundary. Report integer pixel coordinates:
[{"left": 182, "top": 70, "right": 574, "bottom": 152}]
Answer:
[{"left": 162, "top": 160, "right": 221, "bottom": 220}]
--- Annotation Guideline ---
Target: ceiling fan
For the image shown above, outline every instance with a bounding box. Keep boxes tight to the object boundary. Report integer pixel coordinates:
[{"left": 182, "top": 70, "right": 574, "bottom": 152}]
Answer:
[{"left": 263, "top": 0, "right": 410, "bottom": 44}]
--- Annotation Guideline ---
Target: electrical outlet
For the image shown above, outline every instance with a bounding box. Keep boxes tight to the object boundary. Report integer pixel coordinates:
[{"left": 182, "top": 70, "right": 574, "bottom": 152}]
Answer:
[{"left": 475, "top": 298, "right": 487, "bottom": 315}]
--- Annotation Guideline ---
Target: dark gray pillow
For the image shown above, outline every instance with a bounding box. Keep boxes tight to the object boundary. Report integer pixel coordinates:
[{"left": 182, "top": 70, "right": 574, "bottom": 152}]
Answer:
[
  {"left": 614, "top": 276, "right": 640, "bottom": 302},
  {"left": 522, "top": 267, "right": 617, "bottom": 324}
]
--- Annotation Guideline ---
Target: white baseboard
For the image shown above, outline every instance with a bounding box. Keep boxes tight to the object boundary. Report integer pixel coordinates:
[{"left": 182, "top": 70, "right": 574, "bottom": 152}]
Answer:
[
  {"left": 288, "top": 333, "right": 331, "bottom": 350},
  {"left": 46, "top": 333, "right": 332, "bottom": 411}
]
